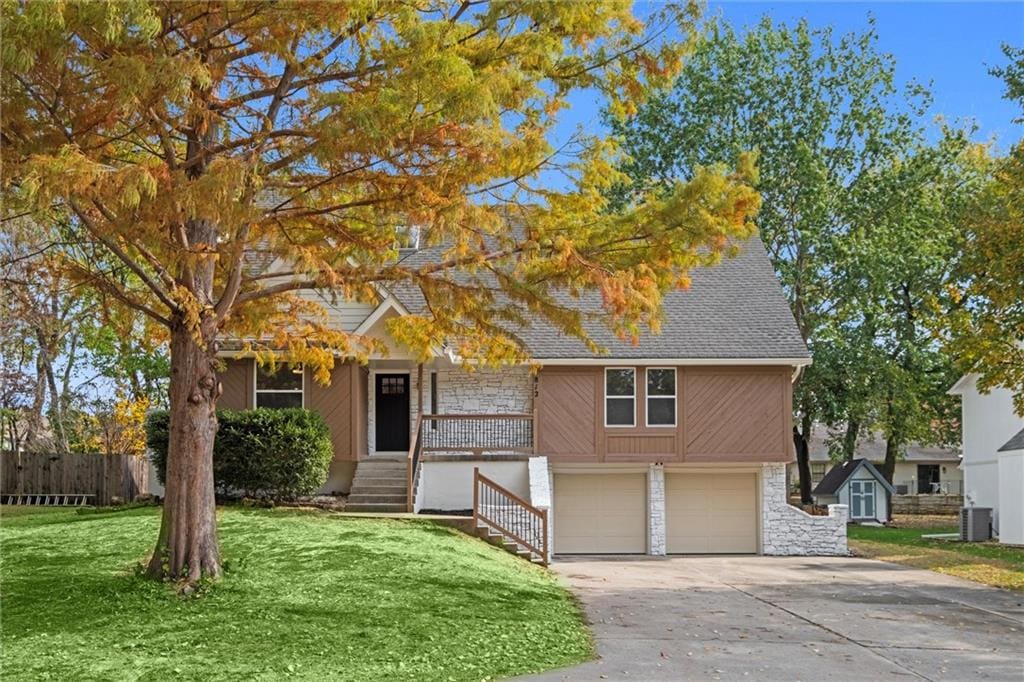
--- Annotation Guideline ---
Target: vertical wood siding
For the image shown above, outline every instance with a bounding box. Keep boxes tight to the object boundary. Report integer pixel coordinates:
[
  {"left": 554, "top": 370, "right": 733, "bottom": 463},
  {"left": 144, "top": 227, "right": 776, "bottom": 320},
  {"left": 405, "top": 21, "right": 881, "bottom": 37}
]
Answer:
[
  {"left": 305, "top": 364, "right": 355, "bottom": 460},
  {"left": 218, "top": 358, "right": 253, "bottom": 409}
]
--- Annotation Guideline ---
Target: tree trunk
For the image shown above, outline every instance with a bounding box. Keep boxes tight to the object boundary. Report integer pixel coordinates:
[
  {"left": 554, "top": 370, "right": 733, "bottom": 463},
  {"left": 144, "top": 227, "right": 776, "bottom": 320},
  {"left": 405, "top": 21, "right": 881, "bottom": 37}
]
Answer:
[
  {"left": 841, "top": 419, "right": 860, "bottom": 462},
  {"left": 881, "top": 436, "right": 898, "bottom": 485},
  {"left": 793, "top": 414, "right": 814, "bottom": 504},
  {"left": 146, "top": 319, "right": 222, "bottom": 582}
]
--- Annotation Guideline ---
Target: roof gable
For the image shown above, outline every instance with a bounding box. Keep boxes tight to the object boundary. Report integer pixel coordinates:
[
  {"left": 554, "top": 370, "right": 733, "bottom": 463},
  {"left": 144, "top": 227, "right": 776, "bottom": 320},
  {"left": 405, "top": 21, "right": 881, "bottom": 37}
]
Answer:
[{"left": 813, "top": 458, "right": 896, "bottom": 497}]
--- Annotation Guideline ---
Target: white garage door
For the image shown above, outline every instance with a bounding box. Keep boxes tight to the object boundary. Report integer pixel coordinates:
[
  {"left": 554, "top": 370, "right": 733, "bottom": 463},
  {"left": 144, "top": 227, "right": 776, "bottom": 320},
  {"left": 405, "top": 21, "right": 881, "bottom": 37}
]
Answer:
[
  {"left": 666, "top": 473, "right": 757, "bottom": 554},
  {"left": 554, "top": 473, "right": 647, "bottom": 554}
]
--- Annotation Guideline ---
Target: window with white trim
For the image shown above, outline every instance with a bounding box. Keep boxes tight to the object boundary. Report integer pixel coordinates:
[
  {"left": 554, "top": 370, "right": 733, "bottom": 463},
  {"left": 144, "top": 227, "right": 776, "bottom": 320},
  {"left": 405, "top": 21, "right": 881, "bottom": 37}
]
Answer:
[
  {"left": 605, "top": 368, "right": 635, "bottom": 427},
  {"left": 255, "top": 364, "right": 304, "bottom": 409},
  {"left": 645, "top": 368, "right": 676, "bottom": 426}
]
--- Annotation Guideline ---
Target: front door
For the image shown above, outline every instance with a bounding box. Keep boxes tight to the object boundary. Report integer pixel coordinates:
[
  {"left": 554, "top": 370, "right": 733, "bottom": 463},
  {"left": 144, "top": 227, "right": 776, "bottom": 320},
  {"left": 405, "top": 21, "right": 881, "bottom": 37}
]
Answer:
[
  {"left": 850, "top": 480, "right": 876, "bottom": 519},
  {"left": 375, "top": 373, "right": 410, "bottom": 452}
]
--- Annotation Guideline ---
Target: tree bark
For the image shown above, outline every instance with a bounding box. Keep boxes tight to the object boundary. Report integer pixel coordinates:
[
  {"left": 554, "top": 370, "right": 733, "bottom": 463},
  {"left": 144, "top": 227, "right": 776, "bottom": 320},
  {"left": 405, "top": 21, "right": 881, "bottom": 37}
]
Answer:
[
  {"left": 793, "top": 414, "right": 814, "bottom": 505},
  {"left": 881, "top": 437, "right": 898, "bottom": 485},
  {"left": 146, "top": 318, "right": 222, "bottom": 582},
  {"left": 841, "top": 419, "right": 860, "bottom": 462}
]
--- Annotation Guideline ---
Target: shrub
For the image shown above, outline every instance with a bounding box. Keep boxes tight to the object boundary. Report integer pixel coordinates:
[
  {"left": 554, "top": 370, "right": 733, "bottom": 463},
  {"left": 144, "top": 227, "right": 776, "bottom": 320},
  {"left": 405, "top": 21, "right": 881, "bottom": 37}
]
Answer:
[{"left": 146, "top": 408, "right": 333, "bottom": 499}]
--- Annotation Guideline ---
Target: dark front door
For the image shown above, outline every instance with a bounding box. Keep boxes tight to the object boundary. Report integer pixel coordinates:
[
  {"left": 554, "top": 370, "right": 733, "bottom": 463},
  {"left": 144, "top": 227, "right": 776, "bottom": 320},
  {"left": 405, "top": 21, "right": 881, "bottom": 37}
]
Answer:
[
  {"left": 917, "top": 464, "right": 940, "bottom": 494},
  {"left": 375, "top": 373, "right": 410, "bottom": 452}
]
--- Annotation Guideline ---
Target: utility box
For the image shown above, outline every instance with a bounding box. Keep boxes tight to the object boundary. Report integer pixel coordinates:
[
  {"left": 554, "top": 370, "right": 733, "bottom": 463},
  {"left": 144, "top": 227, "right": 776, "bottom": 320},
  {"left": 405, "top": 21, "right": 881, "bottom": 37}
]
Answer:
[{"left": 960, "top": 507, "right": 992, "bottom": 542}]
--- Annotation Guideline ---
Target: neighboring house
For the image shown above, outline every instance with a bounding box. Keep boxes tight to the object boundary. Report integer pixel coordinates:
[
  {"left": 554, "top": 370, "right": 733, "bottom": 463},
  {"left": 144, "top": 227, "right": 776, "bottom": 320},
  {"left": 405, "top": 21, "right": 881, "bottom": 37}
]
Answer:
[
  {"left": 812, "top": 459, "right": 894, "bottom": 524},
  {"left": 948, "top": 375, "right": 1024, "bottom": 545},
  {"left": 219, "top": 236, "right": 849, "bottom": 557},
  {"left": 789, "top": 425, "right": 962, "bottom": 496}
]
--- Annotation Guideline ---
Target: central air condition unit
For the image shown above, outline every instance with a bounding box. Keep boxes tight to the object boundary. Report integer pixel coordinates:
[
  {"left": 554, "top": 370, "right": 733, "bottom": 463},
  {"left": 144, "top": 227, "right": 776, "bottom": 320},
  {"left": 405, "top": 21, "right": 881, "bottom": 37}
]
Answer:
[{"left": 960, "top": 507, "right": 992, "bottom": 542}]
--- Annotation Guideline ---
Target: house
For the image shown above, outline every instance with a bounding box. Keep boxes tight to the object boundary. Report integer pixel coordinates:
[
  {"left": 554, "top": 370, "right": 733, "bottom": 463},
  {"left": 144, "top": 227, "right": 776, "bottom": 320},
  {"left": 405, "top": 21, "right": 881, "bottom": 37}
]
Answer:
[
  {"left": 788, "top": 425, "right": 962, "bottom": 496},
  {"left": 812, "top": 459, "right": 894, "bottom": 523},
  {"left": 218, "top": 236, "right": 849, "bottom": 557},
  {"left": 949, "top": 374, "right": 1024, "bottom": 545}
]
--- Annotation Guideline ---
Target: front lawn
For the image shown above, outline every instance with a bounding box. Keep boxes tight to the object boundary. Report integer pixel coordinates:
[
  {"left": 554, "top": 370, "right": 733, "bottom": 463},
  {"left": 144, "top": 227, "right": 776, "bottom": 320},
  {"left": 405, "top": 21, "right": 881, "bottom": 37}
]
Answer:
[
  {"left": 1, "top": 506, "right": 591, "bottom": 681},
  {"left": 849, "top": 523, "right": 1024, "bottom": 591}
]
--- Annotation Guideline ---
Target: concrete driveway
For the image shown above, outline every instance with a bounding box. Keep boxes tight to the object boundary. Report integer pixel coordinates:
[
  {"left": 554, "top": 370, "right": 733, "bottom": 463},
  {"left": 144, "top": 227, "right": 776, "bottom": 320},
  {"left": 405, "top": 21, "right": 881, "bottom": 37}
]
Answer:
[{"left": 528, "top": 556, "right": 1024, "bottom": 681}]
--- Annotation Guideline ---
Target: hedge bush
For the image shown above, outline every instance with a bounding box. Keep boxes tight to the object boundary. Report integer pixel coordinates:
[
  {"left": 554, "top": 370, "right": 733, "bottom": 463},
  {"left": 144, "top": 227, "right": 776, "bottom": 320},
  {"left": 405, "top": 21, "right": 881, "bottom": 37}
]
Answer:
[{"left": 146, "top": 408, "right": 333, "bottom": 499}]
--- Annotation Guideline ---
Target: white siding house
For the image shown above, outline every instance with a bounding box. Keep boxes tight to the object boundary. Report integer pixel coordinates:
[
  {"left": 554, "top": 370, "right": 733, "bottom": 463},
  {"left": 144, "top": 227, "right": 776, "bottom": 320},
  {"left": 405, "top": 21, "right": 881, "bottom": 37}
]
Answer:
[{"left": 948, "top": 374, "right": 1024, "bottom": 544}]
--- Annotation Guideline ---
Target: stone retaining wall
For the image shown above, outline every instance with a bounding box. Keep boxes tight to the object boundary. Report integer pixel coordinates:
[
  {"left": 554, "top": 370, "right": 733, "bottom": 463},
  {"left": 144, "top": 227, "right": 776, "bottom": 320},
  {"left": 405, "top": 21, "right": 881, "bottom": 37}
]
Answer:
[
  {"left": 893, "top": 494, "right": 963, "bottom": 515},
  {"left": 761, "top": 463, "right": 849, "bottom": 556}
]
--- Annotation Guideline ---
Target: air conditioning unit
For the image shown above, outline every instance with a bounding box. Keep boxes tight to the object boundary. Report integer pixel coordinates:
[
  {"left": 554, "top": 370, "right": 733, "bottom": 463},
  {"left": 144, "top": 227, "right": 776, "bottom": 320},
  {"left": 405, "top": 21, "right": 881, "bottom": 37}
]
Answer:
[{"left": 960, "top": 507, "right": 992, "bottom": 542}]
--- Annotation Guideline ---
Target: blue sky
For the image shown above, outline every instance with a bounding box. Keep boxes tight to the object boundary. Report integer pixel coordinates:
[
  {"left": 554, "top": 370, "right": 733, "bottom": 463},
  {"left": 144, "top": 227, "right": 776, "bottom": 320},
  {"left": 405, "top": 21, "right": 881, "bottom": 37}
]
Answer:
[{"left": 557, "top": 1, "right": 1023, "bottom": 153}]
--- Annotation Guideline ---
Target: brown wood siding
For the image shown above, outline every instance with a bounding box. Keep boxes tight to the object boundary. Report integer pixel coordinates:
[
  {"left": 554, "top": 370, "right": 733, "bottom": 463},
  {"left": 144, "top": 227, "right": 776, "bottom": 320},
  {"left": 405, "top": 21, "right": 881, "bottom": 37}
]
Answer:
[
  {"left": 305, "top": 363, "right": 356, "bottom": 461},
  {"left": 682, "top": 368, "right": 791, "bottom": 462},
  {"left": 354, "top": 366, "right": 369, "bottom": 458},
  {"left": 536, "top": 369, "right": 597, "bottom": 458},
  {"left": 218, "top": 358, "right": 252, "bottom": 410},
  {"left": 537, "top": 365, "right": 793, "bottom": 463}
]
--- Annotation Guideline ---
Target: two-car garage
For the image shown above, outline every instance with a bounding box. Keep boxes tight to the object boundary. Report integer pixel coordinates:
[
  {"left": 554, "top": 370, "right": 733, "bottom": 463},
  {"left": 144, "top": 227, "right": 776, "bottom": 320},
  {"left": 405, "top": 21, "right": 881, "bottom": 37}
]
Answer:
[{"left": 553, "top": 470, "right": 759, "bottom": 555}]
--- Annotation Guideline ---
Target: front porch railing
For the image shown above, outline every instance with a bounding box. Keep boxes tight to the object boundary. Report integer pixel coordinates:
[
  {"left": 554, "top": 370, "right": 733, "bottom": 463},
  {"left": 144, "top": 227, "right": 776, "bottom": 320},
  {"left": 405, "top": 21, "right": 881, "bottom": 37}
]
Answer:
[
  {"left": 473, "top": 467, "right": 548, "bottom": 565},
  {"left": 421, "top": 414, "right": 534, "bottom": 455},
  {"left": 406, "top": 414, "right": 423, "bottom": 513}
]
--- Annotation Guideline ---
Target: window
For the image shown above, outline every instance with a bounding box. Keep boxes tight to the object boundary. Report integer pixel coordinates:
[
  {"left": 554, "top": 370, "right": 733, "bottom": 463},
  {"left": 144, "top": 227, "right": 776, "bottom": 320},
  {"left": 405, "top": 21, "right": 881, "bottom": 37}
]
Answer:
[
  {"left": 850, "top": 480, "right": 876, "bottom": 519},
  {"left": 645, "top": 368, "right": 676, "bottom": 427},
  {"left": 255, "top": 364, "right": 303, "bottom": 409},
  {"left": 605, "top": 368, "right": 635, "bottom": 427}
]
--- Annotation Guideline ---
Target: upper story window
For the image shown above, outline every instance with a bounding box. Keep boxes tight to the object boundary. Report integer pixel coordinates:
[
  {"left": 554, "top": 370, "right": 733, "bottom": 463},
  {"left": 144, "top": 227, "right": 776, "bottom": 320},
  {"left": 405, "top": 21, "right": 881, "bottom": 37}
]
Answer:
[
  {"left": 646, "top": 368, "right": 676, "bottom": 427},
  {"left": 255, "top": 364, "right": 304, "bottom": 409},
  {"left": 605, "top": 368, "right": 635, "bottom": 427},
  {"left": 395, "top": 225, "right": 421, "bottom": 252}
]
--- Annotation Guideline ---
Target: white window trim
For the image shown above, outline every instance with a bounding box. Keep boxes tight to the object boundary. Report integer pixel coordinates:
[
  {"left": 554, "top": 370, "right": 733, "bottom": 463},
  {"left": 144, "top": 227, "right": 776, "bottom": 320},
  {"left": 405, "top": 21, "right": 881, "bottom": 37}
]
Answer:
[
  {"left": 644, "top": 367, "right": 677, "bottom": 428},
  {"left": 253, "top": 362, "right": 305, "bottom": 409},
  {"left": 604, "top": 367, "right": 636, "bottom": 428}
]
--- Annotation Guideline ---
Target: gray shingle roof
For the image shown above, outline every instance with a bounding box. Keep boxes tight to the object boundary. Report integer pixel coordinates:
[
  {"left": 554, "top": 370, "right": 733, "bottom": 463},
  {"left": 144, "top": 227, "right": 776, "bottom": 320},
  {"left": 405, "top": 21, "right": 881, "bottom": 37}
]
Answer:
[
  {"left": 808, "top": 424, "right": 961, "bottom": 463},
  {"left": 813, "top": 459, "right": 896, "bottom": 496},
  {"left": 390, "top": 235, "right": 808, "bottom": 360},
  {"left": 998, "top": 427, "right": 1024, "bottom": 452}
]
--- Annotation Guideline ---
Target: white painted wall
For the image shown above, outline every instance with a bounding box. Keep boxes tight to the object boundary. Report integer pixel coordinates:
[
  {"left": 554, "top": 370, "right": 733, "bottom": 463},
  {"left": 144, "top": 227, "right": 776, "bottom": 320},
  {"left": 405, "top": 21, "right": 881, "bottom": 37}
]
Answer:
[
  {"left": 951, "top": 374, "right": 1024, "bottom": 535},
  {"left": 997, "top": 450, "right": 1024, "bottom": 545},
  {"left": 418, "top": 460, "right": 529, "bottom": 511}
]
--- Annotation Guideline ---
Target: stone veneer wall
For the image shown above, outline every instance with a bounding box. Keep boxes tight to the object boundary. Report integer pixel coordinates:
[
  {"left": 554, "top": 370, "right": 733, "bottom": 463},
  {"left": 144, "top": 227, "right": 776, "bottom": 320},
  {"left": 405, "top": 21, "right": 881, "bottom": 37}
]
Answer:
[
  {"left": 648, "top": 464, "right": 666, "bottom": 555},
  {"left": 761, "top": 463, "right": 849, "bottom": 556},
  {"left": 435, "top": 366, "right": 534, "bottom": 414}
]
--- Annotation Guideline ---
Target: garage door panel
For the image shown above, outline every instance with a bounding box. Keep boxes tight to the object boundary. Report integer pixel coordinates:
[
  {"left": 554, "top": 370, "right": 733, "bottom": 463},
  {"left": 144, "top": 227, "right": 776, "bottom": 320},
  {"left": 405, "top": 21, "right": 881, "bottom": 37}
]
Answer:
[
  {"left": 666, "top": 473, "right": 757, "bottom": 554},
  {"left": 555, "top": 474, "right": 646, "bottom": 554}
]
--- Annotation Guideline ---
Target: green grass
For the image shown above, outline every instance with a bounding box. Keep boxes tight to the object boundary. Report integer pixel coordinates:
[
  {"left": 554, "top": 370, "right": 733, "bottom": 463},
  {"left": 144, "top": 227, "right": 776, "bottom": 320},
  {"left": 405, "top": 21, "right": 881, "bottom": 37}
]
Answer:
[
  {"left": 849, "top": 524, "right": 1024, "bottom": 591},
  {"left": 1, "top": 506, "right": 591, "bottom": 681}
]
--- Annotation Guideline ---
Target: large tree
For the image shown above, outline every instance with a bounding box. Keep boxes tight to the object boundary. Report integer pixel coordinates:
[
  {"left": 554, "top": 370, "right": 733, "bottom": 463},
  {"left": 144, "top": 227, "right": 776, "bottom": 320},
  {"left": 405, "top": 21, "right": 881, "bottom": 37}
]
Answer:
[
  {"left": 2, "top": 1, "right": 759, "bottom": 582},
  {"left": 607, "top": 16, "right": 962, "bottom": 498},
  {"left": 945, "top": 45, "right": 1024, "bottom": 413}
]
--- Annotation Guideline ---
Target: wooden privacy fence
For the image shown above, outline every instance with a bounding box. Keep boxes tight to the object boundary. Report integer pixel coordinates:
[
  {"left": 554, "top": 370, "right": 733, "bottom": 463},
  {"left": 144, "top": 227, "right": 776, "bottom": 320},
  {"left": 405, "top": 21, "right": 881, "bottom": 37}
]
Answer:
[{"left": 0, "top": 451, "right": 150, "bottom": 506}]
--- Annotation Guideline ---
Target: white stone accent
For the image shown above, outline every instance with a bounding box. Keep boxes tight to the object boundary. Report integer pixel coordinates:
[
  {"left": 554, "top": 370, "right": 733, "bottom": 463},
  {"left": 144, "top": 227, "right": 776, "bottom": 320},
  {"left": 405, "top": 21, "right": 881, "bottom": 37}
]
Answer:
[
  {"left": 528, "top": 457, "right": 554, "bottom": 560},
  {"left": 761, "top": 463, "right": 848, "bottom": 556},
  {"left": 648, "top": 464, "right": 666, "bottom": 555},
  {"left": 435, "top": 366, "right": 534, "bottom": 414}
]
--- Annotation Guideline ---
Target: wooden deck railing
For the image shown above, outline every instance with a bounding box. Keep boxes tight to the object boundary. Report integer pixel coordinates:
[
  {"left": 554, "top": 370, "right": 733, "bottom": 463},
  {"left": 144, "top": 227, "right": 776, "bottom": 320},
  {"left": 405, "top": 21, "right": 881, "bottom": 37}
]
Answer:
[
  {"left": 421, "top": 413, "right": 534, "bottom": 455},
  {"left": 406, "top": 414, "right": 423, "bottom": 513},
  {"left": 473, "top": 467, "right": 548, "bottom": 566}
]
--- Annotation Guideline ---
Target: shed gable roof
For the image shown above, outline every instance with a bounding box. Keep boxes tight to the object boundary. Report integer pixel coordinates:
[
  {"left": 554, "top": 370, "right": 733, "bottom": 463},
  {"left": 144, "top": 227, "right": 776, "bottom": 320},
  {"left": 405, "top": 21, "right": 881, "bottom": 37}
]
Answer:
[{"left": 813, "top": 458, "right": 896, "bottom": 497}]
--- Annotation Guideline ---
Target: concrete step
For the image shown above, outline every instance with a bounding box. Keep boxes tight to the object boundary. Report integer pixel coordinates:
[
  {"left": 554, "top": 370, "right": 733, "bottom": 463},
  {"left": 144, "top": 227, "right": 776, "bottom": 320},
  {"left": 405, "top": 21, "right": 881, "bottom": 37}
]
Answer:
[
  {"left": 352, "top": 474, "right": 408, "bottom": 485},
  {"left": 348, "top": 493, "right": 408, "bottom": 504},
  {"left": 354, "top": 460, "right": 407, "bottom": 470},
  {"left": 349, "top": 483, "right": 408, "bottom": 494},
  {"left": 345, "top": 502, "right": 409, "bottom": 513}
]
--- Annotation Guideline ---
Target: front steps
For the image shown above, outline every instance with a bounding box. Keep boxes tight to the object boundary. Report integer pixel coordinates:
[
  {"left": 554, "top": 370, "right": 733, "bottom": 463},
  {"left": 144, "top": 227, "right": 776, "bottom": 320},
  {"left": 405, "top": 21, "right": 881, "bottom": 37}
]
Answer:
[
  {"left": 347, "top": 459, "right": 409, "bottom": 512},
  {"left": 475, "top": 522, "right": 546, "bottom": 565}
]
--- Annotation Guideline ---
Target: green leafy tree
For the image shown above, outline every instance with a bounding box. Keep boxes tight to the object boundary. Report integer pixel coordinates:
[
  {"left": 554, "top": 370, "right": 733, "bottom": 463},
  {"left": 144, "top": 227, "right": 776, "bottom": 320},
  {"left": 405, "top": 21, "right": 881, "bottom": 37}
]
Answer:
[
  {"left": 608, "top": 16, "right": 965, "bottom": 496},
  {"left": 945, "top": 44, "right": 1024, "bottom": 413},
  {"left": 3, "top": 1, "right": 760, "bottom": 582}
]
